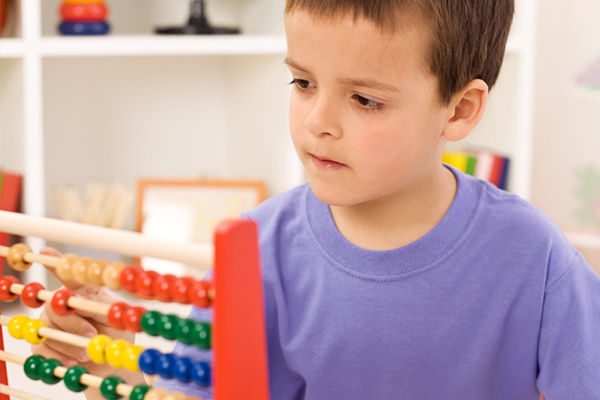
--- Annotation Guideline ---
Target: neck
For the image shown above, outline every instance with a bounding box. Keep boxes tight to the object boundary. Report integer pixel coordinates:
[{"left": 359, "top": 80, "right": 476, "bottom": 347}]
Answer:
[{"left": 329, "top": 165, "right": 457, "bottom": 251}]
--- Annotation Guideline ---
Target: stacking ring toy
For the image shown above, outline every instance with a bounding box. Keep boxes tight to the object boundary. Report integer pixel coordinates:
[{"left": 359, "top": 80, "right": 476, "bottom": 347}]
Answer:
[{"left": 59, "top": 21, "right": 110, "bottom": 36}]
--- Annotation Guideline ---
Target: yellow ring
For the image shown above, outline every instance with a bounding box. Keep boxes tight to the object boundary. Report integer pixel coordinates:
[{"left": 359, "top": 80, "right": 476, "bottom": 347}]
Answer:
[
  {"left": 8, "top": 315, "right": 30, "bottom": 339},
  {"left": 22, "top": 319, "right": 47, "bottom": 344},
  {"left": 87, "top": 334, "right": 112, "bottom": 364}
]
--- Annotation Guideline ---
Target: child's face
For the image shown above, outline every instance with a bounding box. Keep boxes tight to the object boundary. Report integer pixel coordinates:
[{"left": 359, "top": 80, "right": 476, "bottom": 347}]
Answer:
[{"left": 285, "top": 12, "right": 453, "bottom": 207}]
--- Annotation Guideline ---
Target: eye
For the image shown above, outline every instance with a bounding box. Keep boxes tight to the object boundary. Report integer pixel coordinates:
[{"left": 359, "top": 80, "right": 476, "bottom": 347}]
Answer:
[
  {"left": 353, "top": 94, "right": 385, "bottom": 111},
  {"left": 290, "top": 78, "right": 315, "bottom": 90}
]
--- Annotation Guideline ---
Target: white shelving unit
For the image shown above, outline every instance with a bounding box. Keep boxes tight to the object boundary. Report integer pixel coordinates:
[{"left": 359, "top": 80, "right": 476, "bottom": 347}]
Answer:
[{"left": 0, "top": 0, "right": 536, "bottom": 250}]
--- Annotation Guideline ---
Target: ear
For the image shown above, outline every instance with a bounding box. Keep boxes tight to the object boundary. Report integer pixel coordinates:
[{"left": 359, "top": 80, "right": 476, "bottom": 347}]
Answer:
[{"left": 442, "top": 79, "right": 488, "bottom": 142}]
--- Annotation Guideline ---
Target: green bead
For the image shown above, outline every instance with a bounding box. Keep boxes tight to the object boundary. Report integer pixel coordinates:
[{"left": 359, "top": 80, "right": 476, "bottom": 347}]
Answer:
[
  {"left": 100, "top": 376, "right": 125, "bottom": 400},
  {"left": 39, "top": 359, "right": 63, "bottom": 384},
  {"left": 63, "top": 365, "right": 89, "bottom": 392},
  {"left": 23, "top": 355, "right": 46, "bottom": 381},
  {"left": 140, "top": 310, "right": 162, "bottom": 337},
  {"left": 192, "top": 322, "right": 211, "bottom": 349},
  {"left": 175, "top": 318, "right": 196, "bottom": 345},
  {"left": 129, "top": 384, "right": 151, "bottom": 400},
  {"left": 158, "top": 314, "right": 179, "bottom": 340}
]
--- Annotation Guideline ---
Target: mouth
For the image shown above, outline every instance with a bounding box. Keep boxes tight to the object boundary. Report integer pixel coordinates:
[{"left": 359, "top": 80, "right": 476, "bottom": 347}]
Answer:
[{"left": 310, "top": 153, "right": 348, "bottom": 170}]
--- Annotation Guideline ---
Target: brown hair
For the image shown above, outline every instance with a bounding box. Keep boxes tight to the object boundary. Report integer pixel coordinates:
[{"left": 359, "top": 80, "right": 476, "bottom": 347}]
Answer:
[{"left": 285, "top": 0, "right": 515, "bottom": 105}]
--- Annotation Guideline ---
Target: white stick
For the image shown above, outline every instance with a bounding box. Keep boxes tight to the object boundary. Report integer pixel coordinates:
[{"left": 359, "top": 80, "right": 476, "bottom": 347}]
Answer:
[
  {"left": 0, "top": 210, "right": 213, "bottom": 268},
  {"left": 0, "top": 384, "right": 50, "bottom": 400}
]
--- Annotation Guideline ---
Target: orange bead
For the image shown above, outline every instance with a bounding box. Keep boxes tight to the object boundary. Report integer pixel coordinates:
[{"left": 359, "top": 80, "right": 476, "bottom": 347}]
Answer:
[
  {"left": 55, "top": 254, "right": 79, "bottom": 282},
  {"left": 86, "top": 259, "right": 107, "bottom": 286},
  {"left": 72, "top": 256, "right": 93, "bottom": 285},
  {"left": 6, "top": 243, "right": 33, "bottom": 271},
  {"left": 102, "top": 262, "right": 125, "bottom": 290},
  {"left": 163, "top": 392, "right": 187, "bottom": 400},
  {"left": 144, "top": 389, "right": 168, "bottom": 400}
]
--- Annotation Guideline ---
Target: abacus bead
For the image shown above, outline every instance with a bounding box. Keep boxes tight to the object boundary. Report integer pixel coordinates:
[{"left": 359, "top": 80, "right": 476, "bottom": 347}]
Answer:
[
  {"left": 21, "top": 282, "right": 45, "bottom": 308},
  {"left": 72, "top": 256, "right": 93, "bottom": 285},
  {"left": 86, "top": 259, "right": 107, "bottom": 286},
  {"left": 123, "top": 306, "right": 146, "bottom": 333},
  {"left": 140, "top": 310, "right": 162, "bottom": 336},
  {"left": 106, "top": 339, "right": 128, "bottom": 368},
  {"left": 192, "top": 322, "right": 211, "bottom": 349},
  {"left": 39, "top": 358, "right": 63, "bottom": 384},
  {"left": 158, "top": 314, "right": 179, "bottom": 341},
  {"left": 135, "top": 270, "right": 159, "bottom": 298},
  {"left": 6, "top": 243, "right": 33, "bottom": 271},
  {"left": 143, "top": 389, "right": 168, "bottom": 400},
  {"left": 191, "top": 280, "right": 211, "bottom": 308},
  {"left": 122, "top": 344, "right": 143, "bottom": 372},
  {"left": 119, "top": 265, "right": 143, "bottom": 293},
  {"left": 172, "top": 277, "right": 194, "bottom": 304},
  {"left": 138, "top": 349, "right": 161, "bottom": 375},
  {"left": 8, "top": 315, "right": 29, "bottom": 339},
  {"left": 55, "top": 254, "right": 78, "bottom": 281},
  {"left": 64, "top": 365, "right": 89, "bottom": 392},
  {"left": 23, "top": 354, "right": 46, "bottom": 380},
  {"left": 88, "top": 334, "right": 112, "bottom": 364},
  {"left": 163, "top": 392, "right": 187, "bottom": 400},
  {"left": 0, "top": 276, "right": 20, "bottom": 302},
  {"left": 103, "top": 262, "right": 126, "bottom": 291},
  {"left": 154, "top": 274, "right": 176, "bottom": 302},
  {"left": 100, "top": 376, "right": 125, "bottom": 400},
  {"left": 175, "top": 318, "right": 196, "bottom": 345},
  {"left": 50, "top": 289, "right": 76, "bottom": 316},
  {"left": 23, "top": 319, "right": 47, "bottom": 344},
  {"left": 128, "top": 385, "right": 151, "bottom": 400},
  {"left": 191, "top": 361, "right": 211, "bottom": 387},
  {"left": 107, "top": 302, "right": 130, "bottom": 330},
  {"left": 156, "top": 353, "right": 176, "bottom": 379},
  {"left": 173, "top": 357, "right": 193, "bottom": 383}
]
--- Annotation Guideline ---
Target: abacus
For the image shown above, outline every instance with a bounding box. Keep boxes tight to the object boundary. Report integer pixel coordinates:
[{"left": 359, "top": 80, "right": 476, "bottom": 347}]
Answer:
[{"left": 0, "top": 210, "right": 269, "bottom": 400}]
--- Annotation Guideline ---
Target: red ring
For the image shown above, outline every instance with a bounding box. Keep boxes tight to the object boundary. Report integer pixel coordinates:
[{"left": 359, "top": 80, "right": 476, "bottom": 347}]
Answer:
[
  {"left": 60, "top": 3, "right": 108, "bottom": 21},
  {"left": 120, "top": 265, "right": 144, "bottom": 293},
  {"left": 50, "top": 289, "right": 76, "bottom": 316},
  {"left": 21, "top": 282, "right": 46, "bottom": 308},
  {"left": 191, "top": 280, "right": 212, "bottom": 309},
  {"left": 172, "top": 277, "right": 195, "bottom": 305},
  {"left": 135, "top": 270, "right": 159, "bottom": 299},
  {"left": 154, "top": 274, "right": 176, "bottom": 302},
  {"left": 107, "top": 302, "right": 130, "bottom": 330},
  {"left": 0, "top": 276, "right": 20, "bottom": 302},
  {"left": 124, "top": 306, "right": 146, "bottom": 332}
]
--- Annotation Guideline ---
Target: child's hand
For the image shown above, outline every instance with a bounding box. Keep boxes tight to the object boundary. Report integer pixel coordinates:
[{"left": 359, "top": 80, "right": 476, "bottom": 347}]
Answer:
[{"left": 32, "top": 248, "right": 146, "bottom": 399}]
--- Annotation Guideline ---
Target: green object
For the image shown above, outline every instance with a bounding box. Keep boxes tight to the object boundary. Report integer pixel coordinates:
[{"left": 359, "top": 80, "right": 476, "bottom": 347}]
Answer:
[
  {"left": 129, "top": 384, "right": 151, "bottom": 400},
  {"left": 100, "top": 376, "right": 125, "bottom": 400},
  {"left": 176, "top": 318, "right": 196, "bottom": 345},
  {"left": 465, "top": 156, "right": 477, "bottom": 176},
  {"left": 23, "top": 355, "right": 46, "bottom": 381},
  {"left": 63, "top": 365, "right": 89, "bottom": 392},
  {"left": 574, "top": 165, "right": 600, "bottom": 229},
  {"left": 39, "top": 359, "right": 63, "bottom": 384},
  {"left": 193, "top": 322, "right": 211, "bottom": 349},
  {"left": 140, "top": 310, "right": 162, "bottom": 336},
  {"left": 159, "top": 314, "right": 179, "bottom": 340}
]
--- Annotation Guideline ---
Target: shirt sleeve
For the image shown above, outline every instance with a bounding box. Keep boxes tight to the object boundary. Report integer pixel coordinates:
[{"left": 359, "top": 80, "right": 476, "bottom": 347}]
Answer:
[{"left": 537, "top": 252, "right": 600, "bottom": 398}]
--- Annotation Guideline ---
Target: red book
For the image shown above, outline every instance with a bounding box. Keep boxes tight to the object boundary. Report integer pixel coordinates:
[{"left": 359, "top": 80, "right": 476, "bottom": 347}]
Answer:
[
  {"left": 0, "top": 171, "right": 22, "bottom": 275},
  {"left": 489, "top": 155, "right": 505, "bottom": 188}
]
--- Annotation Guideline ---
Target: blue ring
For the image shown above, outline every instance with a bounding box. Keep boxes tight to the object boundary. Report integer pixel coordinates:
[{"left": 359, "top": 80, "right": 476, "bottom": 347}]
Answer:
[{"left": 59, "top": 21, "right": 110, "bottom": 35}]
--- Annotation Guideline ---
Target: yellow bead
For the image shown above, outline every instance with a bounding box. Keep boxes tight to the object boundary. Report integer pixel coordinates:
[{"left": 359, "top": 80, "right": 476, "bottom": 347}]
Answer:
[
  {"left": 8, "top": 315, "right": 30, "bottom": 339},
  {"left": 102, "top": 262, "right": 125, "bottom": 291},
  {"left": 106, "top": 339, "right": 129, "bottom": 368},
  {"left": 86, "top": 259, "right": 107, "bottom": 286},
  {"left": 122, "top": 344, "right": 143, "bottom": 372},
  {"left": 87, "top": 334, "right": 112, "bottom": 364},
  {"left": 55, "top": 254, "right": 78, "bottom": 282},
  {"left": 22, "top": 319, "right": 47, "bottom": 344},
  {"left": 72, "top": 256, "right": 93, "bottom": 285}
]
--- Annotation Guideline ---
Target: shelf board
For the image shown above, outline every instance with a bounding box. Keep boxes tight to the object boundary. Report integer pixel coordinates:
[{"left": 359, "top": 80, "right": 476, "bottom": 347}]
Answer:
[
  {"left": 39, "top": 34, "right": 287, "bottom": 57},
  {"left": 0, "top": 38, "right": 25, "bottom": 58}
]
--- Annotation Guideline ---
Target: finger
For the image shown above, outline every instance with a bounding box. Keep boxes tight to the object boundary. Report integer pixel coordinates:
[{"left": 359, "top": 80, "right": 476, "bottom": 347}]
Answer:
[
  {"left": 40, "top": 247, "right": 85, "bottom": 291},
  {"left": 43, "top": 334, "right": 92, "bottom": 363},
  {"left": 41, "top": 303, "right": 98, "bottom": 341},
  {"left": 31, "top": 342, "right": 79, "bottom": 368}
]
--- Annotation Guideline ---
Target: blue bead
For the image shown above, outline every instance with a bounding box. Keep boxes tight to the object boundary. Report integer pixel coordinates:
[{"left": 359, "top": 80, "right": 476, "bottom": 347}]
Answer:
[
  {"left": 156, "top": 353, "right": 176, "bottom": 379},
  {"left": 191, "top": 361, "right": 211, "bottom": 387},
  {"left": 59, "top": 21, "right": 110, "bottom": 36},
  {"left": 172, "top": 357, "right": 193, "bottom": 383},
  {"left": 138, "top": 349, "right": 161, "bottom": 375}
]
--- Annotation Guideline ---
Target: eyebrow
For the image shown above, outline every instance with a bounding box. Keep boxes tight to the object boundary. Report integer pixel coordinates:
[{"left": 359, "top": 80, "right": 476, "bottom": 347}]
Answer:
[{"left": 284, "top": 57, "right": 401, "bottom": 93}]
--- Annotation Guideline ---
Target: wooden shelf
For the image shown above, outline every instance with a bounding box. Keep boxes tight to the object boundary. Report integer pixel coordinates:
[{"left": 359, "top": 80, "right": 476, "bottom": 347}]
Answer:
[
  {"left": 39, "top": 34, "right": 287, "bottom": 57},
  {"left": 0, "top": 39, "right": 24, "bottom": 58}
]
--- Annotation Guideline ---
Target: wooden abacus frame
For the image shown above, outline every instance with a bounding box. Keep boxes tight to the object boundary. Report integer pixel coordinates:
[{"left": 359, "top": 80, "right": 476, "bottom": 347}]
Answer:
[{"left": 0, "top": 210, "right": 270, "bottom": 400}]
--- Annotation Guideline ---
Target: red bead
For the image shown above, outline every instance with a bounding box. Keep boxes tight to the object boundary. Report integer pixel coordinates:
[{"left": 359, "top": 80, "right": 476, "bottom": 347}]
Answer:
[
  {"left": 135, "top": 270, "right": 159, "bottom": 299},
  {"left": 172, "top": 277, "right": 195, "bottom": 305},
  {"left": 191, "top": 280, "right": 212, "bottom": 308},
  {"left": 21, "top": 282, "right": 45, "bottom": 308},
  {"left": 0, "top": 276, "right": 20, "bottom": 302},
  {"left": 120, "top": 266, "right": 144, "bottom": 293},
  {"left": 124, "top": 306, "right": 146, "bottom": 332},
  {"left": 153, "top": 274, "right": 176, "bottom": 302},
  {"left": 50, "top": 289, "right": 76, "bottom": 316},
  {"left": 107, "top": 302, "right": 130, "bottom": 330}
]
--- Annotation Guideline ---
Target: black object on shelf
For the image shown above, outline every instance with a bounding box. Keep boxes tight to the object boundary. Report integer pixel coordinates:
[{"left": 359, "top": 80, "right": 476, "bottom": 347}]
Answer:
[{"left": 155, "top": 0, "right": 240, "bottom": 35}]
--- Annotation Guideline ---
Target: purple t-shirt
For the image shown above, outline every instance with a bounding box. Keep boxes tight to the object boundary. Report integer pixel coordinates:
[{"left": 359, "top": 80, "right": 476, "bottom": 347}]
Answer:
[{"left": 159, "top": 166, "right": 600, "bottom": 399}]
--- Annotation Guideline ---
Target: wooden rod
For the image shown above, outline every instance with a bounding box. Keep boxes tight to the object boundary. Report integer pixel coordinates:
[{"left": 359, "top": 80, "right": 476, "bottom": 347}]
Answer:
[
  {"left": 0, "top": 210, "right": 213, "bottom": 268},
  {"left": 0, "top": 384, "right": 50, "bottom": 400},
  {"left": 0, "top": 316, "right": 91, "bottom": 349}
]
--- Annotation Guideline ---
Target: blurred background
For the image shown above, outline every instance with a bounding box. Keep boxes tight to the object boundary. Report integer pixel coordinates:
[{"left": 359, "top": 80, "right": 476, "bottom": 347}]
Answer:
[{"left": 0, "top": 0, "right": 600, "bottom": 398}]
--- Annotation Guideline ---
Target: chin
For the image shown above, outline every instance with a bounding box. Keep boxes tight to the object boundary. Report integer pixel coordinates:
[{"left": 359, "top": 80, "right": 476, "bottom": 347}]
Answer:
[{"left": 307, "top": 179, "right": 361, "bottom": 207}]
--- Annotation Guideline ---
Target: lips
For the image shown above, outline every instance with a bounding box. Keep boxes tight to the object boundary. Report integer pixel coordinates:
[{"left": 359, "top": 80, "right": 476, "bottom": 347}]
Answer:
[{"left": 310, "top": 154, "right": 347, "bottom": 170}]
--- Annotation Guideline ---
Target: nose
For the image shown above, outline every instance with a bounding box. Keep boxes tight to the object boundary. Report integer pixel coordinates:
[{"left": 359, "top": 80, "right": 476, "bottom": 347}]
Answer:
[{"left": 304, "top": 93, "right": 342, "bottom": 138}]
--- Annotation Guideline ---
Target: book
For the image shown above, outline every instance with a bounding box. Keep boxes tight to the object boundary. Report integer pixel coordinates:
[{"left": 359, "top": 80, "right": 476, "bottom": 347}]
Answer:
[
  {"left": 0, "top": 170, "right": 22, "bottom": 275},
  {"left": 443, "top": 150, "right": 510, "bottom": 190}
]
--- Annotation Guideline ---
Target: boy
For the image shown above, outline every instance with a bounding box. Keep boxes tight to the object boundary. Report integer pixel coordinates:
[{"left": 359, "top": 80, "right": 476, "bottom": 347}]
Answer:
[{"left": 36, "top": 0, "right": 600, "bottom": 399}]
